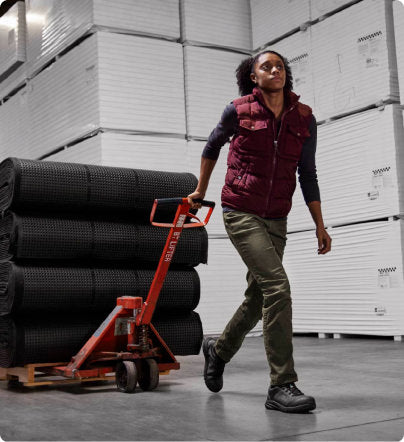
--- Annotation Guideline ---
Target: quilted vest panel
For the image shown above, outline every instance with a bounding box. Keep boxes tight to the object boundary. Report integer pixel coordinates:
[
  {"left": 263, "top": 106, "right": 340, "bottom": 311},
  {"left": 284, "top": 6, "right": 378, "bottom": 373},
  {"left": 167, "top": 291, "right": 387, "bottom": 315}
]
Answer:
[{"left": 221, "top": 88, "right": 312, "bottom": 218}]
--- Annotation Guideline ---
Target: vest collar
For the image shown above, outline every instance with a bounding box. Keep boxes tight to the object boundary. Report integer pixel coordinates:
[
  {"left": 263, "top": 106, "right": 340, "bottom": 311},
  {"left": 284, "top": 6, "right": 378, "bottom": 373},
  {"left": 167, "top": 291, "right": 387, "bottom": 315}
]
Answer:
[{"left": 252, "top": 87, "right": 300, "bottom": 112}]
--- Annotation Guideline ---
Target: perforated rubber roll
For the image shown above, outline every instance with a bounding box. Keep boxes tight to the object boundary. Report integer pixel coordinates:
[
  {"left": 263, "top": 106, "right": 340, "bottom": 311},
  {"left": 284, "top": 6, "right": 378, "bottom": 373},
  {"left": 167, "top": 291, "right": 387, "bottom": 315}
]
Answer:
[
  {"left": 0, "top": 158, "right": 198, "bottom": 219},
  {"left": 0, "top": 213, "right": 208, "bottom": 265},
  {"left": 152, "top": 312, "right": 203, "bottom": 357},
  {"left": 0, "top": 312, "right": 203, "bottom": 367},
  {"left": 0, "top": 262, "right": 200, "bottom": 315}
]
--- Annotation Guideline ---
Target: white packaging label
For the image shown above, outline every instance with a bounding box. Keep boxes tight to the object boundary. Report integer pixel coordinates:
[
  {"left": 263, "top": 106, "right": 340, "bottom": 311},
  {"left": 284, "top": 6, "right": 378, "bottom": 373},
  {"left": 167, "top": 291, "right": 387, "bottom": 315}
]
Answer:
[
  {"left": 357, "top": 31, "right": 383, "bottom": 69},
  {"left": 378, "top": 274, "right": 390, "bottom": 288},
  {"left": 372, "top": 173, "right": 383, "bottom": 189},
  {"left": 374, "top": 306, "right": 386, "bottom": 316},
  {"left": 290, "top": 53, "right": 309, "bottom": 87},
  {"left": 372, "top": 167, "right": 392, "bottom": 190},
  {"left": 378, "top": 267, "right": 398, "bottom": 289}
]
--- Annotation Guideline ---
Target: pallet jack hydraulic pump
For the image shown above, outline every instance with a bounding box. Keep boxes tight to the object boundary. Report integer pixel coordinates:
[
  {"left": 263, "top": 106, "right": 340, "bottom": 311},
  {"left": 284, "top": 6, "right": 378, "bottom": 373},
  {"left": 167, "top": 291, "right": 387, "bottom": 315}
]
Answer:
[{"left": 47, "top": 197, "right": 215, "bottom": 392}]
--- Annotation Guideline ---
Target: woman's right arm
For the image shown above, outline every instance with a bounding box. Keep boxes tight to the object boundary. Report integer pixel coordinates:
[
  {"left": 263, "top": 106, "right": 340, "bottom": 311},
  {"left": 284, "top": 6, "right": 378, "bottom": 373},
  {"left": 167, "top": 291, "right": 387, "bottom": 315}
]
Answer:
[
  {"left": 187, "top": 157, "right": 217, "bottom": 207},
  {"left": 188, "top": 103, "right": 238, "bottom": 208}
]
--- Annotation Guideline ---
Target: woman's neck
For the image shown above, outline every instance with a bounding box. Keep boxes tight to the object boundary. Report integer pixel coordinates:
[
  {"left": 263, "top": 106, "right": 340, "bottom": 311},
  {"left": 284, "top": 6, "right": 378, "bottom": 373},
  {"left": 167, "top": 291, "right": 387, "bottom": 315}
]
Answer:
[{"left": 260, "top": 88, "right": 285, "bottom": 120}]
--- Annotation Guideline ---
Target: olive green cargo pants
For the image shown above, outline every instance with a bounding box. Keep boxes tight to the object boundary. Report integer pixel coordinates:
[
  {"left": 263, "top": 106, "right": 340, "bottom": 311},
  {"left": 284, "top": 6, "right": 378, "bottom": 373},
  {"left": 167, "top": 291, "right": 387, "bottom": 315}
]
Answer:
[{"left": 214, "top": 210, "right": 298, "bottom": 386}]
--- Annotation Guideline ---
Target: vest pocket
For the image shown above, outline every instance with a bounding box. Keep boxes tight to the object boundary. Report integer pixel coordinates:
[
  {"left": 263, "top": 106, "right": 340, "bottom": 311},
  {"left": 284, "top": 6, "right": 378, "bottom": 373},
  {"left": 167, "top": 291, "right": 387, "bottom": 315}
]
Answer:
[
  {"left": 237, "top": 119, "right": 269, "bottom": 152},
  {"left": 278, "top": 125, "right": 310, "bottom": 160},
  {"left": 239, "top": 119, "right": 268, "bottom": 131}
]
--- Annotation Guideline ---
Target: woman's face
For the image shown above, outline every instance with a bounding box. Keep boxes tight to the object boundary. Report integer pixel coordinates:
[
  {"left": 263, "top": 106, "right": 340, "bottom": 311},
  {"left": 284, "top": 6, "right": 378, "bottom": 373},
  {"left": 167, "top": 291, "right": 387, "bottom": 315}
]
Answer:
[{"left": 250, "top": 53, "right": 286, "bottom": 92}]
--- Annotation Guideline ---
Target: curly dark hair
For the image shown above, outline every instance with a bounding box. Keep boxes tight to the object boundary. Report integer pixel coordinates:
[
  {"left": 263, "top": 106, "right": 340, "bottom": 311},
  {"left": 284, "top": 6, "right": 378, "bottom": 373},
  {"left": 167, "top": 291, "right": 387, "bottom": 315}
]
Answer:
[{"left": 236, "top": 50, "right": 293, "bottom": 96}]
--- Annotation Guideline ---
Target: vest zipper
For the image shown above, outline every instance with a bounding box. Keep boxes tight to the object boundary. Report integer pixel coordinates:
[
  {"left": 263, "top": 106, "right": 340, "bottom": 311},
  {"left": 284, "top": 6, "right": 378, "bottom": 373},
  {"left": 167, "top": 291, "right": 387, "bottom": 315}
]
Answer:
[{"left": 265, "top": 105, "right": 295, "bottom": 217}]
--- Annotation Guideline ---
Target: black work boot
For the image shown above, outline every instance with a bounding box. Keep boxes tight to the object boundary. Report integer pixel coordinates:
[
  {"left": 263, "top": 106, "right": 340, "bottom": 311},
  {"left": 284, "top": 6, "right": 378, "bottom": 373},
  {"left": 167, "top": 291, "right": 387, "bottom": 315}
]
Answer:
[
  {"left": 203, "top": 337, "right": 226, "bottom": 392},
  {"left": 265, "top": 382, "right": 316, "bottom": 413}
]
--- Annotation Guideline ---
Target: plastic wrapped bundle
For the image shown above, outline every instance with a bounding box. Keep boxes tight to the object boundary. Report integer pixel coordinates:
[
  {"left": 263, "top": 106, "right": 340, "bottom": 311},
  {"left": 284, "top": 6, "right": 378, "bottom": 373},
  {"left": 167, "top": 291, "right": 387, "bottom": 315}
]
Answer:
[
  {"left": 0, "top": 158, "right": 198, "bottom": 219},
  {"left": 0, "top": 262, "right": 200, "bottom": 315},
  {"left": 0, "top": 212, "right": 208, "bottom": 265},
  {"left": 0, "top": 312, "right": 203, "bottom": 367}
]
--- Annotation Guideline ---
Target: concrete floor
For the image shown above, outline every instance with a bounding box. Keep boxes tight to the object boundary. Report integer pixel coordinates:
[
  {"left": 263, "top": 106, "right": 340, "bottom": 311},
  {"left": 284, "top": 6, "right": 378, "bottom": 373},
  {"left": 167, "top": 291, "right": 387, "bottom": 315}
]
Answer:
[{"left": 0, "top": 335, "right": 403, "bottom": 441}]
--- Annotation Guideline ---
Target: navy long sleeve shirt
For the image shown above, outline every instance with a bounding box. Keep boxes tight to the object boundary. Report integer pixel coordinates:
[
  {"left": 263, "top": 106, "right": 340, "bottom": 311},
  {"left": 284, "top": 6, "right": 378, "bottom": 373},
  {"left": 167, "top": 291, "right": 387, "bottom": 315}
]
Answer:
[{"left": 202, "top": 103, "right": 321, "bottom": 205}]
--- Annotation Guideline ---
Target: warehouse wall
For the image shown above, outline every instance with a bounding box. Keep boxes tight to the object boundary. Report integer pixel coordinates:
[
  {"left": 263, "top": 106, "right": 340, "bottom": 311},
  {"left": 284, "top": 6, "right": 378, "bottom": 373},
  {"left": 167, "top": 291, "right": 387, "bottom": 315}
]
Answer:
[{"left": 0, "top": 0, "right": 403, "bottom": 338}]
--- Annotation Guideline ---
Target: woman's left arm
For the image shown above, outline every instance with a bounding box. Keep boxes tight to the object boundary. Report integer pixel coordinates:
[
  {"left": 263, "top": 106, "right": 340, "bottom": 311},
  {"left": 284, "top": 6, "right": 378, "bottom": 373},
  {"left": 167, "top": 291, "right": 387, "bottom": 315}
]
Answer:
[
  {"left": 298, "top": 114, "right": 332, "bottom": 255},
  {"left": 307, "top": 201, "right": 332, "bottom": 255}
]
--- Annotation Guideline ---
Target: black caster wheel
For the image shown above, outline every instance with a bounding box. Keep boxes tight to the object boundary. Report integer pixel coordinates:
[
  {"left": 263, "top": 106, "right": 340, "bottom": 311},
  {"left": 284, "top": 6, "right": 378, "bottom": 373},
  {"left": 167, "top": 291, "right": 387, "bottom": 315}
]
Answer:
[
  {"left": 115, "top": 361, "right": 138, "bottom": 393},
  {"left": 138, "top": 359, "right": 159, "bottom": 391}
]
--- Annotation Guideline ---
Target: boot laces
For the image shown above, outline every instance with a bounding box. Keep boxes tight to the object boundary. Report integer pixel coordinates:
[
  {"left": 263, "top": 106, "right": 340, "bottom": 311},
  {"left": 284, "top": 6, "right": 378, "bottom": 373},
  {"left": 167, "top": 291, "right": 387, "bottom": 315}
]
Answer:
[{"left": 280, "top": 383, "right": 303, "bottom": 396}]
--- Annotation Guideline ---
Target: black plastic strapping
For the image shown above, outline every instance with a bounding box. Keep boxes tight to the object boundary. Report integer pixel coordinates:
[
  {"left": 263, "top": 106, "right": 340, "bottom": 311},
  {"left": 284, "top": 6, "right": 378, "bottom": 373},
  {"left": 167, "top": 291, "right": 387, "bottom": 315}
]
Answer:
[
  {"left": 0, "top": 158, "right": 198, "bottom": 219},
  {"left": 0, "top": 262, "right": 200, "bottom": 315},
  {"left": 0, "top": 212, "right": 208, "bottom": 265},
  {"left": 0, "top": 312, "right": 203, "bottom": 367}
]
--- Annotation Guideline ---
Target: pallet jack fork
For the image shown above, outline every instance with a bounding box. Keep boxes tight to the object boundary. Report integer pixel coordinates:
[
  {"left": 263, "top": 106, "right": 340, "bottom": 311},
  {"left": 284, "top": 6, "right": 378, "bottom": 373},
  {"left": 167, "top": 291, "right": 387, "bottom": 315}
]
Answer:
[{"left": 48, "top": 197, "right": 215, "bottom": 392}]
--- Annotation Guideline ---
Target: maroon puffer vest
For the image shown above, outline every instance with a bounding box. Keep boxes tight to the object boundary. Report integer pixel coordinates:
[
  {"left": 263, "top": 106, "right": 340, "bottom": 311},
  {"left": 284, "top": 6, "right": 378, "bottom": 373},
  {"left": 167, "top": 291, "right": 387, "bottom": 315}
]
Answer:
[{"left": 221, "top": 87, "right": 312, "bottom": 218}]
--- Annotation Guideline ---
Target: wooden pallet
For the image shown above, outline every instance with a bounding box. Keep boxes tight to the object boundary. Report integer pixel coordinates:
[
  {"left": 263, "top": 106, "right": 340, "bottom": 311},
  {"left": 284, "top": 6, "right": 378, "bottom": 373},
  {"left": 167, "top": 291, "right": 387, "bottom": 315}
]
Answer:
[
  {"left": 0, "top": 362, "right": 172, "bottom": 388},
  {"left": 0, "top": 362, "right": 115, "bottom": 387},
  {"left": 317, "top": 333, "right": 404, "bottom": 342}
]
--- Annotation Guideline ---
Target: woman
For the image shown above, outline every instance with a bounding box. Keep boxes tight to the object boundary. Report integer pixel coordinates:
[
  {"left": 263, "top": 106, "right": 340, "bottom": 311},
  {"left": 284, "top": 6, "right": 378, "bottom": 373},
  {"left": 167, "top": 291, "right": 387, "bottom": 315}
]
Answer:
[{"left": 188, "top": 50, "right": 332, "bottom": 413}]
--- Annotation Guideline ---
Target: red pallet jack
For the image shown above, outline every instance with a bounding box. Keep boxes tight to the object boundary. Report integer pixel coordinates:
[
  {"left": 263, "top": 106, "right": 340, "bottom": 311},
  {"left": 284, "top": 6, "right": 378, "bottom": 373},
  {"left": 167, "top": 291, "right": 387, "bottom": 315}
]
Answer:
[{"left": 47, "top": 197, "right": 215, "bottom": 392}]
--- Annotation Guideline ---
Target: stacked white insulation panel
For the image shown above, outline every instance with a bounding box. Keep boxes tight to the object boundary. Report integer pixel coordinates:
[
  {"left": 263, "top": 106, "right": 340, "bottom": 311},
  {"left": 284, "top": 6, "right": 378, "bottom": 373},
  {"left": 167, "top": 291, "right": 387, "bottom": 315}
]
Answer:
[
  {"left": 0, "top": 0, "right": 180, "bottom": 100},
  {"left": 44, "top": 133, "right": 188, "bottom": 173},
  {"left": 184, "top": 46, "right": 245, "bottom": 139},
  {"left": 0, "top": 87, "right": 30, "bottom": 160},
  {"left": 0, "top": 62, "right": 27, "bottom": 101},
  {"left": 309, "top": 0, "right": 360, "bottom": 21},
  {"left": 0, "top": 1, "right": 26, "bottom": 82},
  {"left": 288, "top": 105, "right": 404, "bottom": 232},
  {"left": 0, "top": 31, "right": 186, "bottom": 160},
  {"left": 265, "top": 28, "right": 315, "bottom": 110},
  {"left": 284, "top": 219, "right": 404, "bottom": 339},
  {"left": 26, "top": 0, "right": 180, "bottom": 75},
  {"left": 196, "top": 237, "right": 262, "bottom": 335},
  {"left": 393, "top": 0, "right": 404, "bottom": 105},
  {"left": 254, "top": 0, "right": 404, "bottom": 339},
  {"left": 180, "top": 0, "right": 252, "bottom": 51},
  {"left": 311, "top": 0, "right": 399, "bottom": 122},
  {"left": 250, "top": 0, "right": 310, "bottom": 50},
  {"left": 92, "top": 0, "right": 180, "bottom": 39}
]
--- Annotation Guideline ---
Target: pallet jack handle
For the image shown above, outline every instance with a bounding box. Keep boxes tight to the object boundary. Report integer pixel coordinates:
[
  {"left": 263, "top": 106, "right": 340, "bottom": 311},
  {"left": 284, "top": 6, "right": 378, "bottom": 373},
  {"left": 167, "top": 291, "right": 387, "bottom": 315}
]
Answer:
[
  {"left": 137, "top": 197, "right": 215, "bottom": 326},
  {"left": 150, "top": 197, "right": 215, "bottom": 228}
]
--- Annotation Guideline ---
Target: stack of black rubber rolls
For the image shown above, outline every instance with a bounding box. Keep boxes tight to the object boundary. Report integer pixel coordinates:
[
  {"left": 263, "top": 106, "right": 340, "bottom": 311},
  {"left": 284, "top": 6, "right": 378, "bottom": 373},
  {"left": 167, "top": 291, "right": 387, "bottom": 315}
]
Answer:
[{"left": 0, "top": 158, "right": 207, "bottom": 368}]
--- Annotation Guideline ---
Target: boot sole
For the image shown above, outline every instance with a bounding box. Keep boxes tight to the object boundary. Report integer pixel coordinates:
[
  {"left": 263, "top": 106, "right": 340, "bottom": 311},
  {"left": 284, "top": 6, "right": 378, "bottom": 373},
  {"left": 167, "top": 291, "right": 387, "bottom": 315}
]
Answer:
[{"left": 265, "top": 399, "right": 316, "bottom": 413}]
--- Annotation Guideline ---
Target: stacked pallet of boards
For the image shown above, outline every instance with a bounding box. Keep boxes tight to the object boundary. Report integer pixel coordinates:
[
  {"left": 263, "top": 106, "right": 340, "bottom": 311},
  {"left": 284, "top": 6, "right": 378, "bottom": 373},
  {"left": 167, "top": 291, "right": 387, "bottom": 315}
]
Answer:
[
  {"left": 182, "top": 0, "right": 260, "bottom": 335},
  {"left": 0, "top": 158, "right": 208, "bottom": 369},
  {"left": 250, "top": 0, "right": 404, "bottom": 340}
]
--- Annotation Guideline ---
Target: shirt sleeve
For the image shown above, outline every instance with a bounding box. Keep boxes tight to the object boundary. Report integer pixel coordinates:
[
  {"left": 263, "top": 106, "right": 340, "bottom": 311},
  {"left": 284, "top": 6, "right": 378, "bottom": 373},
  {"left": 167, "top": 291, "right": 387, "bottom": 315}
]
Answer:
[
  {"left": 297, "top": 114, "right": 321, "bottom": 204},
  {"left": 202, "top": 103, "right": 238, "bottom": 161}
]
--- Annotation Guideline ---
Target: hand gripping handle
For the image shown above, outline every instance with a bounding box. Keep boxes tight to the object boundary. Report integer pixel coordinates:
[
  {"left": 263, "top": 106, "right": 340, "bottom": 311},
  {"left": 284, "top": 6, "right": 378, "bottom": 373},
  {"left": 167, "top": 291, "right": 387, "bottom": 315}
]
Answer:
[
  {"left": 192, "top": 198, "right": 216, "bottom": 208},
  {"left": 150, "top": 197, "right": 215, "bottom": 228}
]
